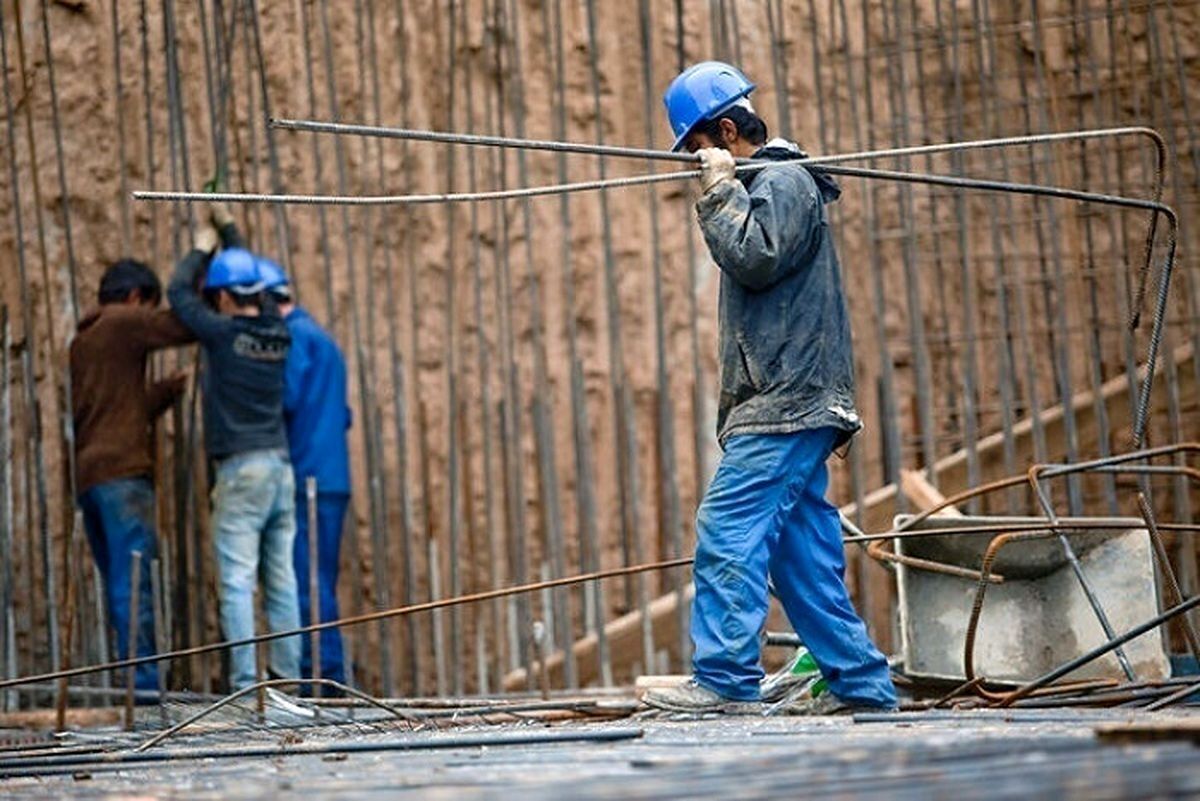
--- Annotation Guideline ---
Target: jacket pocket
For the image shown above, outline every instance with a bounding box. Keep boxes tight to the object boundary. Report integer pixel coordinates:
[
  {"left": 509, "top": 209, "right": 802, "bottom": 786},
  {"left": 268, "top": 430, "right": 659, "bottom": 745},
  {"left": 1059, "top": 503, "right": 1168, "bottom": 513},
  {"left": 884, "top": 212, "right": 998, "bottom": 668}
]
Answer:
[{"left": 735, "top": 335, "right": 767, "bottom": 393}]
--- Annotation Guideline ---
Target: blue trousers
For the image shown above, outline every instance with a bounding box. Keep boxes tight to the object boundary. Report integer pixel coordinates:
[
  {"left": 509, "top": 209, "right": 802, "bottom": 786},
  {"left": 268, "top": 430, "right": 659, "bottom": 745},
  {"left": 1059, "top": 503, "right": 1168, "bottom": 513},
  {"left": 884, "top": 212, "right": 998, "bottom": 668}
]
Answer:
[
  {"left": 78, "top": 477, "right": 159, "bottom": 691},
  {"left": 691, "top": 429, "right": 896, "bottom": 707},
  {"left": 212, "top": 449, "right": 301, "bottom": 690},
  {"left": 293, "top": 491, "right": 348, "bottom": 685}
]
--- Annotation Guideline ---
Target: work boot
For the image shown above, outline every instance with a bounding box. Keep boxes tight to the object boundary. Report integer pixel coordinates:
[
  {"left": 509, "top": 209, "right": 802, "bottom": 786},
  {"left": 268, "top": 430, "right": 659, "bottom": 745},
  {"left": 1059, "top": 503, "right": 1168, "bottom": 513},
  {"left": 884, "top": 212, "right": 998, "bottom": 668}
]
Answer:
[{"left": 642, "top": 678, "right": 761, "bottom": 715}]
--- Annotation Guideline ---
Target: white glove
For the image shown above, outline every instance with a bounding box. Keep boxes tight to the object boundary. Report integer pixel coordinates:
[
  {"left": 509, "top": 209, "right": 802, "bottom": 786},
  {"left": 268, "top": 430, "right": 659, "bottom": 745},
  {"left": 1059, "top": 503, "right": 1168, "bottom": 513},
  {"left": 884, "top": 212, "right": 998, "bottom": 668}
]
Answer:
[
  {"left": 209, "top": 200, "right": 235, "bottom": 229},
  {"left": 193, "top": 224, "right": 219, "bottom": 254},
  {"left": 697, "top": 147, "right": 736, "bottom": 194}
]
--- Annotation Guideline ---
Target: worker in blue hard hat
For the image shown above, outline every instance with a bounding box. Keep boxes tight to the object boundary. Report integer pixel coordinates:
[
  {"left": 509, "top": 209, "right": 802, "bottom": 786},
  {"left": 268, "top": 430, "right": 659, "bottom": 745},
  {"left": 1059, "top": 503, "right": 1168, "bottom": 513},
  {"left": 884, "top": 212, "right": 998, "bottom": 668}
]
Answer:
[
  {"left": 258, "top": 257, "right": 353, "bottom": 690},
  {"left": 644, "top": 61, "right": 897, "bottom": 716},
  {"left": 167, "top": 201, "right": 301, "bottom": 692}
]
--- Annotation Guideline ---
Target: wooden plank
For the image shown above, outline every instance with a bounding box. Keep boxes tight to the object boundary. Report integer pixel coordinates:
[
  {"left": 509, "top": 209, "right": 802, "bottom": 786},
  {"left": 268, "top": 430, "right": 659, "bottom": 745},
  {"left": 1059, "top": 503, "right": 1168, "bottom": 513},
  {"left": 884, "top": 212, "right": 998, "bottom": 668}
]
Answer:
[
  {"left": 900, "top": 469, "right": 963, "bottom": 516},
  {"left": 1095, "top": 719, "right": 1200, "bottom": 745}
]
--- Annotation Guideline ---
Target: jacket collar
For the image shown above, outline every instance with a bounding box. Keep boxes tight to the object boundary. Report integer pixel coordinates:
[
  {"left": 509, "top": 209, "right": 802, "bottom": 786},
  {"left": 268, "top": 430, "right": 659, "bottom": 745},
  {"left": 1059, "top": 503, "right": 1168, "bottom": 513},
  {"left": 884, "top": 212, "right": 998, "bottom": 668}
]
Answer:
[{"left": 750, "top": 138, "right": 842, "bottom": 203}]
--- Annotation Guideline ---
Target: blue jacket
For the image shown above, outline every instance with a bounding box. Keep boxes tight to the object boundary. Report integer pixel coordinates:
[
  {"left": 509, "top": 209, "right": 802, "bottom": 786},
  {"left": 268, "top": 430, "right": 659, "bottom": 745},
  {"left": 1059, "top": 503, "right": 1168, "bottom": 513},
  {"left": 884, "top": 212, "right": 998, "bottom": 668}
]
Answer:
[
  {"left": 283, "top": 307, "right": 352, "bottom": 495},
  {"left": 695, "top": 139, "right": 861, "bottom": 448}
]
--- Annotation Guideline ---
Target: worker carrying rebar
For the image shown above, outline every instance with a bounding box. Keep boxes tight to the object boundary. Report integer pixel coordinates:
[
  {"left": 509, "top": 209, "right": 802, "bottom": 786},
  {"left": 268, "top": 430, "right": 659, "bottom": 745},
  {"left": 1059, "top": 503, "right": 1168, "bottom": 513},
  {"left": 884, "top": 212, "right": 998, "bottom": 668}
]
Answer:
[
  {"left": 70, "top": 260, "right": 193, "bottom": 692},
  {"left": 643, "top": 62, "right": 897, "bottom": 715},
  {"left": 256, "top": 258, "right": 352, "bottom": 689},
  {"left": 167, "top": 201, "right": 301, "bottom": 691}
]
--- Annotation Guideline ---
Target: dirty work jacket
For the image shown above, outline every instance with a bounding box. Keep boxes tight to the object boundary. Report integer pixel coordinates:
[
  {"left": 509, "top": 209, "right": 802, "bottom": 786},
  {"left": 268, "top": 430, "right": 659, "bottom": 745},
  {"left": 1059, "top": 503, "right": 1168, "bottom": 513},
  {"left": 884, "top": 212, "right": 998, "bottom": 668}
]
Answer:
[
  {"left": 695, "top": 138, "right": 862, "bottom": 449},
  {"left": 282, "top": 306, "right": 352, "bottom": 495}
]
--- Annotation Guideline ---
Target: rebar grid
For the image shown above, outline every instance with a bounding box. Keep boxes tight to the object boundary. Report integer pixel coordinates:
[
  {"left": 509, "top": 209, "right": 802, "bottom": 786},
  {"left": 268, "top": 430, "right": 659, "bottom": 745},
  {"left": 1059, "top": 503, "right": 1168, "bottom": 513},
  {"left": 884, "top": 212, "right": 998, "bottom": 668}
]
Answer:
[{"left": 0, "top": 0, "right": 1196, "bottom": 709}]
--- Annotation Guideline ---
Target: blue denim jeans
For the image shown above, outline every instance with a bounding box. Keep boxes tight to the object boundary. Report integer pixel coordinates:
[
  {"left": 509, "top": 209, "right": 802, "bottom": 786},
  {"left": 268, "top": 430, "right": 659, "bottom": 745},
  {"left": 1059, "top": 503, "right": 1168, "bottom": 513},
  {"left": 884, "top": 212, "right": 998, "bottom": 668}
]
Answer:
[
  {"left": 691, "top": 429, "right": 896, "bottom": 707},
  {"left": 78, "top": 476, "right": 159, "bottom": 690},
  {"left": 211, "top": 449, "right": 301, "bottom": 690},
  {"left": 294, "top": 492, "right": 348, "bottom": 685}
]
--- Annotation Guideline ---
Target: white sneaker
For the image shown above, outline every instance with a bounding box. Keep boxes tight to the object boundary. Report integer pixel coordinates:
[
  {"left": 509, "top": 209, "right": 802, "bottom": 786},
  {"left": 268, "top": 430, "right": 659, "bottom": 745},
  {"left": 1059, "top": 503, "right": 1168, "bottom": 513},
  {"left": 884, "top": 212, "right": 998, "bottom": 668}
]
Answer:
[{"left": 642, "top": 678, "right": 762, "bottom": 715}]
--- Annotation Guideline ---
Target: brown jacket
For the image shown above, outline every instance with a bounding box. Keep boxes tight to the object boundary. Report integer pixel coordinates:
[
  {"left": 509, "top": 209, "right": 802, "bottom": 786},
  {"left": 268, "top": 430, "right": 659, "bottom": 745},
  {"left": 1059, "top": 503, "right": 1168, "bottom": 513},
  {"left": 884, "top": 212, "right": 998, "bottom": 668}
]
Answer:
[{"left": 70, "top": 304, "right": 194, "bottom": 495}]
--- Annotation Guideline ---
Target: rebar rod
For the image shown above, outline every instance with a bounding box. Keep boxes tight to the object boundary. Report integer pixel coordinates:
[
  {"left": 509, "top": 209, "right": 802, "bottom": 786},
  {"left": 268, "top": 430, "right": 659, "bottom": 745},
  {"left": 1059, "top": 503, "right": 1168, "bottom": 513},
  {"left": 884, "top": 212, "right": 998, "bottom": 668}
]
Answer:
[
  {"left": 134, "top": 678, "right": 421, "bottom": 753},
  {"left": 244, "top": 0, "right": 294, "bottom": 285},
  {"left": 1135, "top": 492, "right": 1200, "bottom": 662},
  {"left": 877, "top": 0, "right": 937, "bottom": 483},
  {"left": 999, "top": 594, "right": 1200, "bottom": 707},
  {"left": 639, "top": 0, "right": 685, "bottom": 676},
  {"left": 0, "top": 727, "right": 645, "bottom": 778},
  {"left": 504, "top": 0, "right": 571, "bottom": 691},
  {"left": 269, "top": 120, "right": 1164, "bottom": 173},
  {"left": 0, "top": 554, "right": 694, "bottom": 692},
  {"left": 391, "top": 0, "right": 423, "bottom": 696},
  {"left": 433, "top": 0, "right": 463, "bottom": 699},
  {"left": 484, "top": 0, "right": 526, "bottom": 687},
  {"left": 1028, "top": 469, "right": 1135, "bottom": 680},
  {"left": 0, "top": 307, "right": 12, "bottom": 712},
  {"left": 10, "top": 0, "right": 62, "bottom": 680},
  {"left": 547, "top": 0, "right": 611, "bottom": 687},
  {"left": 463, "top": 0, "right": 501, "bottom": 695}
]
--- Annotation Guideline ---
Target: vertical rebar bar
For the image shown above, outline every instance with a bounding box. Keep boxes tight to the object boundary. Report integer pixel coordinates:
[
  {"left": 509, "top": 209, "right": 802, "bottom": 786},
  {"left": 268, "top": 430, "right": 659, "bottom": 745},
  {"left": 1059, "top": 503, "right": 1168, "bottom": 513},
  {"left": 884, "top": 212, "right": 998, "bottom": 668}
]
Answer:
[
  {"left": 346, "top": 0, "right": 396, "bottom": 699},
  {"left": 488, "top": 0, "right": 533, "bottom": 685},
  {"left": 390, "top": 0, "right": 423, "bottom": 696},
  {"left": 362, "top": 0, "right": 405, "bottom": 695},
  {"left": 11, "top": 0, "right": 62, "bottom": 678},
  {"left": 584, "top": 0, "right": 652, "bottom": 678},
  {"left": 441, "top": 0, "right": 467, "bottom": 697},
  {"left": 875, "top": 0, "right": 938, "bottom": 482},
  {"left": 469, "top": 0, "right": 505, "bottom": 691},
  {"left": 312, "top": 0, "right": 392, "bottom": 694},
  {"left": 138, "top": 0, "right": 159, "bottom": 262},
  {"left": 0, "top": 307, "right": 11, "bottom": 712},
  {"left": 504, "top": 0, "right": 574, "bottom": 690},
  {"left": 124, "top": 550, "right": 142, "bottom": 731},
  {"left": 36, "top": 0, "right": 79, "bottom": 323},
  {"left": 637, "top": 0, "right": 685, "bottom": 674},
  {"left": 149, "top": 558, "right": 166, "bottom": 725},
  {"left": 307, "top": 477, "right": 321, "bottom": 697},
  {"left": 110, "top": 0, "right": 133, "bottom": 255},
  {"left": 245, "top": 0, "right": 295, "bottom": 277}
]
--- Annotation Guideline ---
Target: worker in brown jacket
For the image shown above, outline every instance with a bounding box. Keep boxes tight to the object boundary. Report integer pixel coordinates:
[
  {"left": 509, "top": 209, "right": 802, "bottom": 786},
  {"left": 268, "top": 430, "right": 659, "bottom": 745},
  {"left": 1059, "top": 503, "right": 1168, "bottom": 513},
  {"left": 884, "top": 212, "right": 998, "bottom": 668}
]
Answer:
[{"left": 70, "top": 259, "right": 193, "bottom": 690}]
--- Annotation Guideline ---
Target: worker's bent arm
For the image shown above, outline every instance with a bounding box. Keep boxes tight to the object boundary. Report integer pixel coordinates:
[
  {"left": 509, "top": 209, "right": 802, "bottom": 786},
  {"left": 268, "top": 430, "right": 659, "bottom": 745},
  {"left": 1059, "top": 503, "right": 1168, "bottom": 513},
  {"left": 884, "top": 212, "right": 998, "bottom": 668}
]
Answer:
[
  {"left": 695, "top": 166, "right": 824, "bottom": 292},
  {"left": 167, "top": 249, "right": 233, "bottom": 344}
]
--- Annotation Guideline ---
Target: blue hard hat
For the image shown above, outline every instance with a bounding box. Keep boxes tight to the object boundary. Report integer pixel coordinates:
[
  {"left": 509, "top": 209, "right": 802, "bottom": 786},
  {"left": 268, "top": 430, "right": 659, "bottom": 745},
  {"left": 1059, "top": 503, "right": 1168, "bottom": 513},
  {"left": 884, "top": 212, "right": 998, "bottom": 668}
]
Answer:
[
  {"left": 255, "top": 256, "right": 288, "bottom": 289},
  {"left": 663, "top": 61, "right": 756, "bottom": 152},
  {"left": 204, "top": 247, "right": 264, "bottom": 294}
]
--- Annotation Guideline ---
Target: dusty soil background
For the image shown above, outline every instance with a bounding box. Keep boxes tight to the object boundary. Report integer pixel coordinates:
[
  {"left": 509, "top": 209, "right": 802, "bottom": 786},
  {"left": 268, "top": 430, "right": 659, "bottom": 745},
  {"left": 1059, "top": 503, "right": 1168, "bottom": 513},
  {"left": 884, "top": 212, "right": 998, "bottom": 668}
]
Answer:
[{"left": 0, "top": 0, "right": 1197, "bottom": 697}]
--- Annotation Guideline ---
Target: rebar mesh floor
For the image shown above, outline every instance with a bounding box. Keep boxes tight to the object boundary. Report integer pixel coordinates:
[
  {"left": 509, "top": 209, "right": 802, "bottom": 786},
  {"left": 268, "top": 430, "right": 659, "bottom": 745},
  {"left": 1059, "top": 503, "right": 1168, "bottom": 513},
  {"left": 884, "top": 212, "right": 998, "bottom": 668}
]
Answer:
[{"left": 1, "top": 706, "right": 1199, "bottom": 799}]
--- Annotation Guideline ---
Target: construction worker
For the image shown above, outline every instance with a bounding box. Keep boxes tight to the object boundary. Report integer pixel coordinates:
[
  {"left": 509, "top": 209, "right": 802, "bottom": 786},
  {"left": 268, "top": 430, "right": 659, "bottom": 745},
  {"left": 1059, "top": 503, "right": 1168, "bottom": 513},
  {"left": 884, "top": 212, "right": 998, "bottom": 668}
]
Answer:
[
  {"left": 71, "top": 259, "right": 193, "bottom": 691},
  {"left": 167, "top": 202, "right": 300, "bottom": 691},
  {"left": 644, "top": 62, "right": 897, "bottom": 714},
  {"left": 257, "top": 258, "right": 352, "bottom": 688}
]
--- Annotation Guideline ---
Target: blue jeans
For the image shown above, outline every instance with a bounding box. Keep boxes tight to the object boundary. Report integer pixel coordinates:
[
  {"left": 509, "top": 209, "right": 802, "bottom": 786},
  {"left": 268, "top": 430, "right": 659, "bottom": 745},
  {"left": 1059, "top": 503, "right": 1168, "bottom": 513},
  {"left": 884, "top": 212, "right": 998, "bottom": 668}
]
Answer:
[
  {"left": 78, "top": 476, "right": 159, "bottom": 690},
  {"left": 212, "top": 449, "right": 301, "bottom": 690},
  {"left": 294, "top": 491, "right": 348, "bottom": 685},
  {"left": 691, "top": 429, "right": 896, "bottom": 707}
]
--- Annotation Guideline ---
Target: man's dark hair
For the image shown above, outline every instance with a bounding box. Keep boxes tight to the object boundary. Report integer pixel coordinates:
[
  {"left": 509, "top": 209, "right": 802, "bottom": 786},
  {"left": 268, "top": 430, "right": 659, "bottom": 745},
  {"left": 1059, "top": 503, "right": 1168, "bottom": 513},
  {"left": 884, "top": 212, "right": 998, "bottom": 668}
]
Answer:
[
  {"left": 693, "top": 104, "right": 769, "bottom": 148},
  {"left": 203, "top": 288, "right": 262, "bottom": 310},
  {"left": 98, "top": 259, "right": 163, "bottom": 305}
]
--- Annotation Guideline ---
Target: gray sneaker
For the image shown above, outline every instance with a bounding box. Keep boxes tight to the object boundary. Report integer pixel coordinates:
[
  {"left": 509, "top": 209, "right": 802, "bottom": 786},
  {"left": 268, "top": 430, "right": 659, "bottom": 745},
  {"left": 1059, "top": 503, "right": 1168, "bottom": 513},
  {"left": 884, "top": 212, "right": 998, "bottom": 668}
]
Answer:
[{"left": 642, "top": 679, "right": 762, "bottom": 715}]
